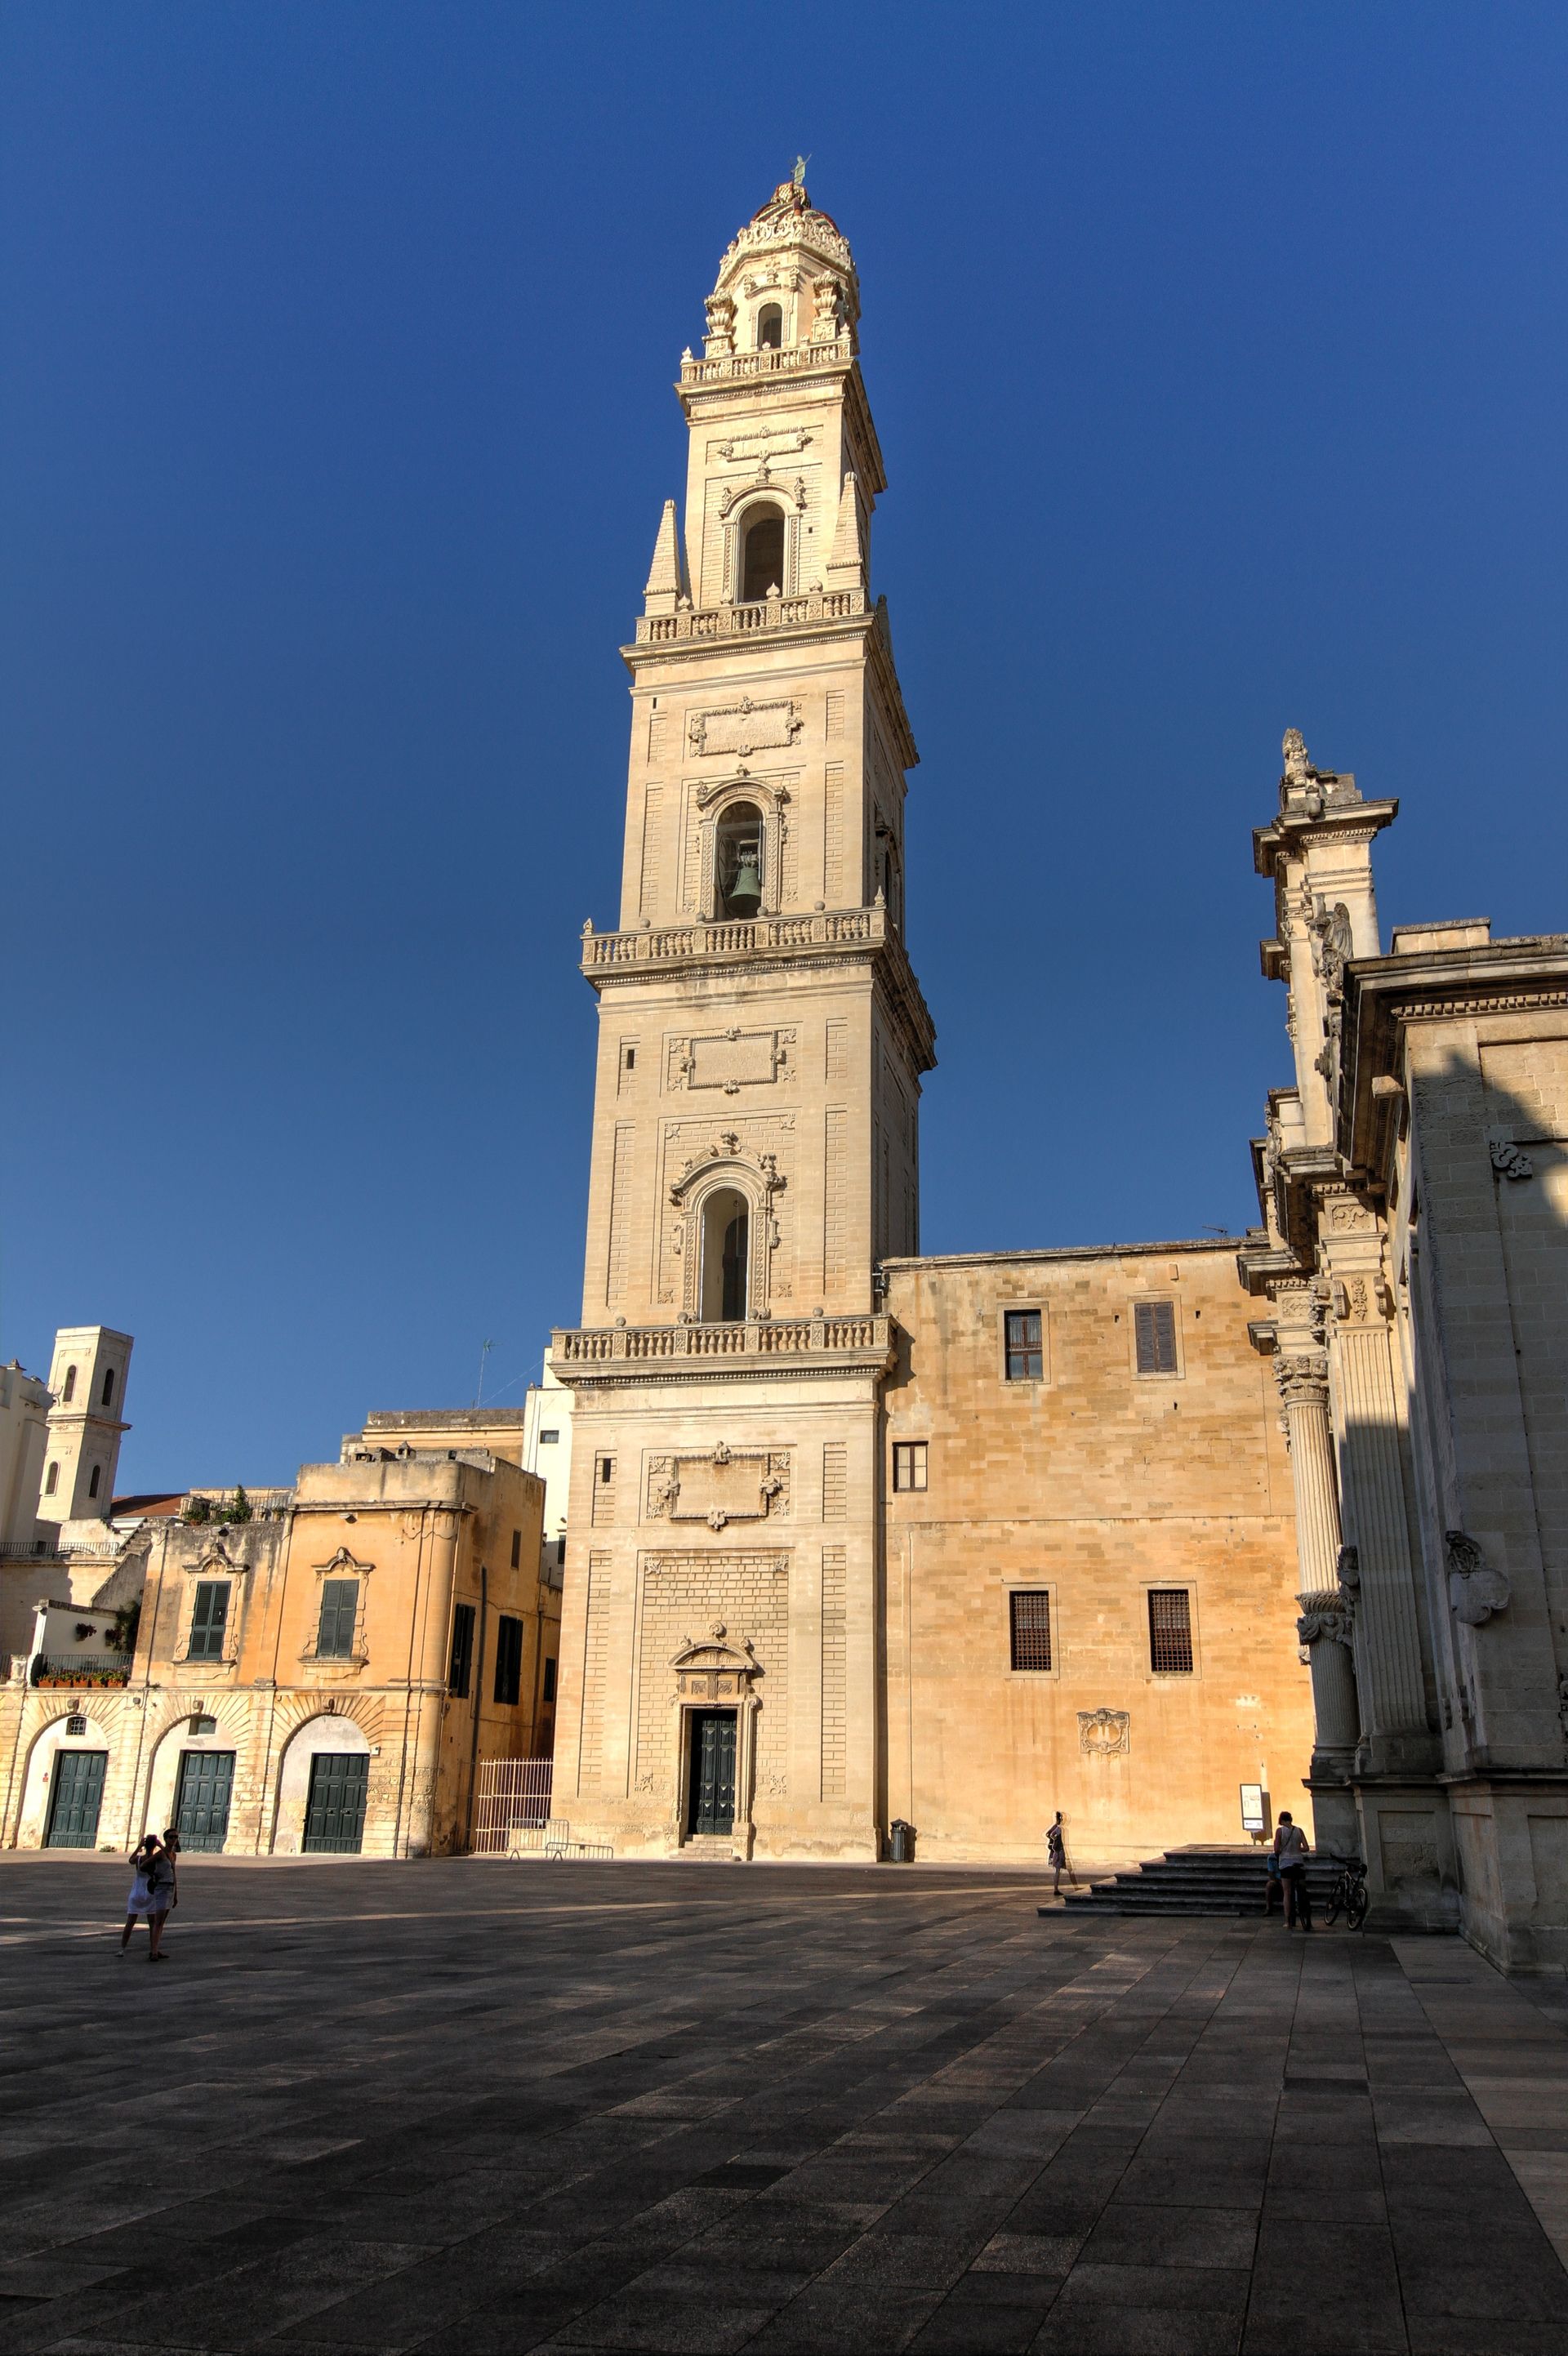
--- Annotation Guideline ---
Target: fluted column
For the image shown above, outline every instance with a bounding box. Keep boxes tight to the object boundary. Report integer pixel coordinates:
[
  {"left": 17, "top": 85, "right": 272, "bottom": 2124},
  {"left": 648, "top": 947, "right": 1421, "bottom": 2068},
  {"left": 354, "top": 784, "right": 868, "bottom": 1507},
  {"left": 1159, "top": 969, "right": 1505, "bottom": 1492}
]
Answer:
[
  {"left": 1333, "top": 1318, "right": 1428, "bottom": 1753},
  {"left": 1276, "top": 1346, "right": 1361, "bottom": 1782}
]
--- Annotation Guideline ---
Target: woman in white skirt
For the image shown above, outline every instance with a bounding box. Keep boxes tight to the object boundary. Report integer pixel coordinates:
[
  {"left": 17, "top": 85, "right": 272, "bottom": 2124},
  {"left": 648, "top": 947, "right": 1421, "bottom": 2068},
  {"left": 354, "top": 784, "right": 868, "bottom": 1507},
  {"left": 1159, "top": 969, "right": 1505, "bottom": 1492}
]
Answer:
[{"left": 120, "top": 1835, "right": 171, "bottom": 1960}]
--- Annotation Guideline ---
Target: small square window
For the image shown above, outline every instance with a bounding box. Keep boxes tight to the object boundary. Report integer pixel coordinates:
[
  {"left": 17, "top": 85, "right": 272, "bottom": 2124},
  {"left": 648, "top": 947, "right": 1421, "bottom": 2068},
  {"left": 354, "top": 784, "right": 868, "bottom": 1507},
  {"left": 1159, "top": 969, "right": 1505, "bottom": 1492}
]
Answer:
[
  {"left": 1134, "top": 1300, "right": 1179, "bottom": 1375},
  {"left": 65, "top": 1713, "right": 87, "bottom": 1737},
  {"left": 893, "top": 1441, "right": 928, "bottom": 1492},
  {"left": 538, "top": 1429, "right": 559, "bottom": 1445},
  {"left": 1148, "top": 1588, "right": 1194, "bottom": 1674},
  {"left": 1004, "top": 1310, "right": 1043, "bottom": 1381},
  {"left": 189, "top": 1713, "right": 216, "bottom": 1735},
  {"left": 1009, "top": 1590, "right": 1053, "bottom": 1672}
]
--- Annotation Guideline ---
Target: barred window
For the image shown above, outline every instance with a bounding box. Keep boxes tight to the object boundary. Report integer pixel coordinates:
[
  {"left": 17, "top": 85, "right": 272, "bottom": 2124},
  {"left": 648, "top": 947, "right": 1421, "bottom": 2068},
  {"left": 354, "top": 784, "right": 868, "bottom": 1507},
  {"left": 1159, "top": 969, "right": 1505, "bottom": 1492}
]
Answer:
[
  {"left": 893, "top": 1441, "right": 928, "bottom": 1492},
  {"left": 1148, "top": 1588, "right": 1194, "bottom": 1674},
  {"left": 1134, "top": 1300, "right": 1178, "bottom": 1374},
  {"left": 1009, "top": 1589, "right": 1053, "bottom": 1672},
  {"left": 1004, "top": 1310, "right": 1043, "bottom": 1381}
]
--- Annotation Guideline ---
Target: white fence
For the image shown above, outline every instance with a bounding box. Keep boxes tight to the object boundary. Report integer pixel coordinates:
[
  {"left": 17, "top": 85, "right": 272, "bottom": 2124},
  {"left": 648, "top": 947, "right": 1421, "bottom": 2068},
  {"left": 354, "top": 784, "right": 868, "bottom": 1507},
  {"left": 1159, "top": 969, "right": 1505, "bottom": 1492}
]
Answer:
[{"left": 471, "top": 1757, "right": 553, "bottom": 1855}]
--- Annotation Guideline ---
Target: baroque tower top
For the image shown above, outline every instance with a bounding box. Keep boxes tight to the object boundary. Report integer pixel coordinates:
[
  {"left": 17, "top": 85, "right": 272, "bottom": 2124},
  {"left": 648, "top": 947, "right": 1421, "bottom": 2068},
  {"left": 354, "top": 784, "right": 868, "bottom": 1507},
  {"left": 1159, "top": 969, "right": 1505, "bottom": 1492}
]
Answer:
[{"left": 698, "top": 176, "right": 860, "bottom": 361}]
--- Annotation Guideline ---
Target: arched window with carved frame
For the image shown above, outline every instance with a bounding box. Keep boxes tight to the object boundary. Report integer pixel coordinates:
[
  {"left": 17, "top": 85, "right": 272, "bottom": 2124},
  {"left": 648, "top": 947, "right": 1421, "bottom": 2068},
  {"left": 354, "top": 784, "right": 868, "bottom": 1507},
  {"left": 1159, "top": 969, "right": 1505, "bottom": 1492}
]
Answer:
[
  {"left": 698, "top": 784, "right": 787, "bottom": 923},
  {"left": 755, "top": 302, "right": 783, "bottom": 350}
]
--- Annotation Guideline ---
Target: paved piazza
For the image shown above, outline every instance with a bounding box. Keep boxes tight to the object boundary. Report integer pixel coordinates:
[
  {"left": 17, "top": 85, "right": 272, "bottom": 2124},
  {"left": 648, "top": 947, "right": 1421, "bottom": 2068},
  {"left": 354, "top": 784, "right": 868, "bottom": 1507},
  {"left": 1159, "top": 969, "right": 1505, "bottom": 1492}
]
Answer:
[{"left": 2, "top": 1861, "right": 1568, "bottom": 2355}]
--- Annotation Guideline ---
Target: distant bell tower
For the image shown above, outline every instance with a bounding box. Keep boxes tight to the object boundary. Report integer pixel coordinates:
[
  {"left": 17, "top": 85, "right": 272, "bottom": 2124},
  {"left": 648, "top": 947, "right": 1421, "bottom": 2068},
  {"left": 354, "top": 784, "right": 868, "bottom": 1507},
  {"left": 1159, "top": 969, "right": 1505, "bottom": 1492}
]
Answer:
[
  {"left": 576, "top": 175, "right": 933, "bottom": 1330},
  {"left": 550, "top": 180, "right": 934, "bottom": 1861},
  {"left": 37, "top": 1325, "right": 133, "bottom": 1536}
]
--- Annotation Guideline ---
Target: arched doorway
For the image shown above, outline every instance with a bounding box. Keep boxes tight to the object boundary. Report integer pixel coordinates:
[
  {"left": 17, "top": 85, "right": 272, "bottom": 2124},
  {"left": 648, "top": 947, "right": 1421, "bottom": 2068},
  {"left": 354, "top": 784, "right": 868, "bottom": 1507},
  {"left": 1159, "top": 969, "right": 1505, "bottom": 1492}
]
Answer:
[
  {"left": 16, "top": 1714, "right": 112, "bottom": 1850},
  {"left": 272, "top": 1714, "right": 372, "bottom": 1855},
  {"left": 700, "top": 1187, "right": 751, "bottom": 1322}
]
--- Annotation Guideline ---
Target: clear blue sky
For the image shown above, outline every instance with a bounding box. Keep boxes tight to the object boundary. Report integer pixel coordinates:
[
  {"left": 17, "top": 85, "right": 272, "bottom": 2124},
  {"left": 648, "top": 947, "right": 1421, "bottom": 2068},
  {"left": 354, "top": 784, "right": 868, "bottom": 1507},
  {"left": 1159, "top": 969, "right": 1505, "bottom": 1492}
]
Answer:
[{"left": 4, "top": 4, "right": 1566, "bottom": 1491}]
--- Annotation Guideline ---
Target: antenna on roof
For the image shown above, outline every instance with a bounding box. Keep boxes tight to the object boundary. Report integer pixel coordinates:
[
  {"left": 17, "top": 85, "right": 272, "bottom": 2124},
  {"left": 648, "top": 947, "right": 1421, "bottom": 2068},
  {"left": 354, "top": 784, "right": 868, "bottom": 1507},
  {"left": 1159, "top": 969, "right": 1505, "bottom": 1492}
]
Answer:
[{"left": 474, "top": 1338, "right": 497, "bottom": 1408}]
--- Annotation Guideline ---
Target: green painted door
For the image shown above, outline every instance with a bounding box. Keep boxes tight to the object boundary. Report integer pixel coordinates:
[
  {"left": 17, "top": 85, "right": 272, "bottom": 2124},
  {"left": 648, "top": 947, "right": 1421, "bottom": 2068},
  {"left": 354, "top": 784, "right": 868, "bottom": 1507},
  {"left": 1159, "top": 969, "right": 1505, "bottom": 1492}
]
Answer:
[
  {"left": 175, "top": 1750, "right": 234, "bottom": 1851},
  {"left": 46, "top": 1750, "right": 106, "bottom": 1848},
  {"left": 687, "top": 1711, "right": 737, "bottom": 1837},
  {"left": 303, "top": 1752, "right": 368, "bottom": 1853}
]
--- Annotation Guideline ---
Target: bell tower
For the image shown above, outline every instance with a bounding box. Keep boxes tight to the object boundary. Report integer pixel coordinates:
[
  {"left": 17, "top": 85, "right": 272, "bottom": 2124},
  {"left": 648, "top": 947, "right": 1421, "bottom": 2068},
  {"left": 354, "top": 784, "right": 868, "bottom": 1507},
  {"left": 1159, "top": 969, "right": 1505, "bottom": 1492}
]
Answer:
[{"left": 550, "top": 178, "right": 934, "bottom": 1861}]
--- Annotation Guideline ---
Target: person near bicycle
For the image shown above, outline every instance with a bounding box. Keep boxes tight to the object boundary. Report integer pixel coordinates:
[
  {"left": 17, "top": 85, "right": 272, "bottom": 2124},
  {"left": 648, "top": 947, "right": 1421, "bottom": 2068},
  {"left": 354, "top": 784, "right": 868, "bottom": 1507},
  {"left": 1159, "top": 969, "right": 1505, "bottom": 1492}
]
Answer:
[{"left": 1272, "top": 1811, "right": 1313, "bottom": 1931}]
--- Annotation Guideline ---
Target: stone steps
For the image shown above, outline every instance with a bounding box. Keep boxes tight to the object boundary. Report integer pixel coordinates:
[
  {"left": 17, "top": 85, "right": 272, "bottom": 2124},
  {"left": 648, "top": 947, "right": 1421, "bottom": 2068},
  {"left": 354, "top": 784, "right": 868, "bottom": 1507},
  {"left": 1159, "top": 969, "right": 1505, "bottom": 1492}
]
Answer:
[{"left": 1058, "top": 1846, "right": 1346, "bottom": 1920}]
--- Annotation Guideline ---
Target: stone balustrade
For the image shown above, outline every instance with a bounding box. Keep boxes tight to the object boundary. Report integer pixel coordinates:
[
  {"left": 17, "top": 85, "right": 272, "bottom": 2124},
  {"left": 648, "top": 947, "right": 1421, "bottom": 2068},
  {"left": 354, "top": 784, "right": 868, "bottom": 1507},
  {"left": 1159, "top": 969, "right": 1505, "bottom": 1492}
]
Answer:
[
  {"left": 635, "top": 583, "right": 867, "bottom": 646},
  {"left": 582, "top": 906, "right": 883, "bottom": 975},
  {"left": 550, "top": 1315, "right": 893, "bottom": 1380},
  {"left": 679, "top": 336, "right": 853, "bottom": 388}
]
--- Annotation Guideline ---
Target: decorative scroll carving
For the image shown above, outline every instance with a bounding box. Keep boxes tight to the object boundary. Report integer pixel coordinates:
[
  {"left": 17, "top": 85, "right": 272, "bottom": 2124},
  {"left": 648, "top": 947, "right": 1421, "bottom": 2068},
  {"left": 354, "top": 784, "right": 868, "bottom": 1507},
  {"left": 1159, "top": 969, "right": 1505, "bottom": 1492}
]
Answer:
[
  {"left": 1446, "top": 1530, "right": 1510, "bottom": 1625},
  {"left": 668, "top": 1028, "right": 794, "bottom": 1094},
  {"left": 1078, "top": 1708, "right": 1130, "bottom": 1757},
  {"left": 647, "top": 1445, "right": 791, "bottom": 1529},
  {"left": 1490, "top": 1139, "right": 1535, "bottom": 1181},
  {"left": 1297, "top": 1588, "right": 1356, "bottom": 1650},
  {"left": 688, "top": 697, "right": 804, "bottom": 757}
]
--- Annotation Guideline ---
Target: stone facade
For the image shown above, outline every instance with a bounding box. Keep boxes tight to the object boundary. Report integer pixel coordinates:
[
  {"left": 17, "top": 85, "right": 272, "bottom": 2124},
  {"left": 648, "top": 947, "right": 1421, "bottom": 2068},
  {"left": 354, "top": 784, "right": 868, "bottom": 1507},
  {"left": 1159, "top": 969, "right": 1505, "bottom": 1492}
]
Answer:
[
  {"left": 1241, "top": 732, "right": 1568, "bottom": 1969},
  {"left": 882, "top": 1244, "right": 1311, "bottom": 1862},
  {"left": 549, "top": 181, "right": 1308, "bottom": 1866},
  {"left": 0, "top": 1434, "right": 555, "bottom": 1856}
]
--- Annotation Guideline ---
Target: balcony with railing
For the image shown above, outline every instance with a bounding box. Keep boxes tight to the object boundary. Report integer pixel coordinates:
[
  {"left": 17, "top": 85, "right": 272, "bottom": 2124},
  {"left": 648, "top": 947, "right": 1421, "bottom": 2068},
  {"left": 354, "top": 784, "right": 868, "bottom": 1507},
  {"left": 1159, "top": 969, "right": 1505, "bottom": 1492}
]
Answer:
[
  {"left": 679, "top": 335, "right": 853, "bottom": 390},
  {"left": 31, "top": 1651, "right": 132, "bottom": 1688},
  {"left": 582, "top": 903, "right": 884, "bottom": 976},
  {"left": 550, "top": 1314, "right": 893, "bottom": 1383},
  {"left": 635, "top": 581, "right": 868, "bottom": 647}
]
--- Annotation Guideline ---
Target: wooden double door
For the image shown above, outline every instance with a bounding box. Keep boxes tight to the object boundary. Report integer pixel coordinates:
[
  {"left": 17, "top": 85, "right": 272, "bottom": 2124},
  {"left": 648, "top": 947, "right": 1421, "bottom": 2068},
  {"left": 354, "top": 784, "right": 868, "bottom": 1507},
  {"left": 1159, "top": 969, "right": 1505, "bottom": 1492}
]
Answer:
[
  {"left": 46, "top": 1750, "right": 106, "bottom": 1848},
  {"left": 175, "top": 1750, "right": 234, "bottom": 1851},
  {"left": 304, "top": 1752, "right": 368, "bottom": 1853},
  {"left": 686, "top": 1709, "right": 737, "bottom": 1837}
]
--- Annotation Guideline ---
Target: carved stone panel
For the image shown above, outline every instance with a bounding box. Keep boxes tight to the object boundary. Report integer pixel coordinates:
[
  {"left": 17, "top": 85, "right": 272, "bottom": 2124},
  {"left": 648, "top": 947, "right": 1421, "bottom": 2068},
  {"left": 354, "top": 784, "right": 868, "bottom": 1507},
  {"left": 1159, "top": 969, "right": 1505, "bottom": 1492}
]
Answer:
[
  {"left": 669, "top": 1028, "right": 793, "bottom": 1094},
  {"left": 1078, "top": 1708, "right": 1131, "bottom": 1757},
  {"left": 688, "top": 697, "right": 803, "bottom": 758},
  {"left": 647, "top": 1444, "right": 790, "bottom": 1530}
]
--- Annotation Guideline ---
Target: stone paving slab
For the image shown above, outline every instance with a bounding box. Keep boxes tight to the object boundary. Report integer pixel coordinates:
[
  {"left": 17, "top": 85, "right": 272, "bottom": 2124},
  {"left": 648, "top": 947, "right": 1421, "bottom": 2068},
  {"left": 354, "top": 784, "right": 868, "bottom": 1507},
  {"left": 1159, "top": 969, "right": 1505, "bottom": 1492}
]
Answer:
[{"left": 0, "top": 1858, "right": 1564, "bottom": 2354}]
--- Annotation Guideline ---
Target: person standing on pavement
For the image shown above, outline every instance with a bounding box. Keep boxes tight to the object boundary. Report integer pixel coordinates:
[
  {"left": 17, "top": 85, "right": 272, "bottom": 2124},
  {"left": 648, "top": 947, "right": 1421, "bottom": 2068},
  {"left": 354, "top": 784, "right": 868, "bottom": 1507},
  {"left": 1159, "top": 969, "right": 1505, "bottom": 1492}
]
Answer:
[
  {"left": 120, "top": 1835, "right": 163, "bottom": 1953},
  {"left": 1046, "top": 1812, "right": 1076, "bottom": 1894},
  {"left": 1273, "top": 1810, "right": 1312, "bottom": 1931},
  {"left": 143, "top": 1830, "right": 179, "bottom": 1959}
]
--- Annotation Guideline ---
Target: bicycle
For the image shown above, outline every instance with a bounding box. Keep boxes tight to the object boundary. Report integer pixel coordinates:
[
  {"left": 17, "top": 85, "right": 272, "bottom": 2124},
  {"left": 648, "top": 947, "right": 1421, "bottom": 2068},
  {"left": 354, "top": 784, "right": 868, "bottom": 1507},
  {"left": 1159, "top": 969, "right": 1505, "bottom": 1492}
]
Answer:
[{"left": 1323, "top": 1853, "right": 1369, "bottom": 1930}]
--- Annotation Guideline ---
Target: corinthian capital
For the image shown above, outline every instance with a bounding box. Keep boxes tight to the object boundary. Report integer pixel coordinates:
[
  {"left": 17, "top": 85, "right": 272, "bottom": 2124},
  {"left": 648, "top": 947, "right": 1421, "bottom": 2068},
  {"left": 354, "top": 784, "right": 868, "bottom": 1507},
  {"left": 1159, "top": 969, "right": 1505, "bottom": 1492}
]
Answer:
[{"left": 1274, "top": 1350, "right": 1330, "bottom": 1411}]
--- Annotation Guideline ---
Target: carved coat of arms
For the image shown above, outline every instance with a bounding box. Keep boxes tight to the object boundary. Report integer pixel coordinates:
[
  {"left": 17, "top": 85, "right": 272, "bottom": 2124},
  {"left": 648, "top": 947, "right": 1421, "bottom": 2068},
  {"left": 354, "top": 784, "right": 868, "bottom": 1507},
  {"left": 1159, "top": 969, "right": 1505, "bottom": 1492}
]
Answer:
[{"left": 1077, "top": 1708, "right": 1131, "bottom": 1757}]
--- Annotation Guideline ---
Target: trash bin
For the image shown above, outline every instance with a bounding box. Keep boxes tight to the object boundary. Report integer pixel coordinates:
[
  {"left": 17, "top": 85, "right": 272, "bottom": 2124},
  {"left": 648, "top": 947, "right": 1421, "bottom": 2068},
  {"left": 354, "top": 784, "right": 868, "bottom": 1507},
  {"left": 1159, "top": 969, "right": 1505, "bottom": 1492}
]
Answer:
[{"left": 889, "top": 1819, "right": 914, "bottom": 1863}]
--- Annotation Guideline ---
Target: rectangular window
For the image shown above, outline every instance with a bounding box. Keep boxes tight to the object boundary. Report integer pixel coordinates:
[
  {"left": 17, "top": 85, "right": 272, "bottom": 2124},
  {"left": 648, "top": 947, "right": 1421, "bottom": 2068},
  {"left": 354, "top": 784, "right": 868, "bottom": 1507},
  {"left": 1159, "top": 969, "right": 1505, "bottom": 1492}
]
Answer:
[
  {"left": 315, "top": 1579, "right": 359, "bottom": 1660},
  {"left": 510, "top": 1528, "right": 522, "bottom": 1570},
  {"left": 555, "top": 1534, "right": 567, "bottom": 1567},
  {"left": 188, "top": 1580, "right": 230, "bottom": 1660},
  {"left": 1009, "top": 1589, "right": 1053, "bottom": 1672},
  {"left": 892, "top": 1441, "right": 928, "bottom": 1492},
  {"left": 448, "top": 1601, "right": 475, "bottom": 1698},
  {"left": 1004, "top": 1309, "right": 1043, "bottom": 1381},
  {"left": 539, "top": 1430, "right": 559, "bottom": 1444},
  {"left": 1149, "top": 1588, "right": 1194, "bottom": 1674},
  {"left": 1134, "top": 1300, "right": 1179, "bottom": 1375},
  {"left": 493, "top": 1614, "right": 524, "bottom": 1705},
  {"left": 542, "top": 1657, "right": 558, "bottom": 1703}
]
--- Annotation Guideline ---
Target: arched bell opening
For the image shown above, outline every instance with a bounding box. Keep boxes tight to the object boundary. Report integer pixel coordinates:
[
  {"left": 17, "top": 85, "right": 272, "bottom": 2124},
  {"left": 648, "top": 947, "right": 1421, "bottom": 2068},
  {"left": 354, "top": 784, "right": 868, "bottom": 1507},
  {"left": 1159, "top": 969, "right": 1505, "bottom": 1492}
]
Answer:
[
  {"left": 715, "top": 802, "right": 764, "bottom": 919},
  {"left": 740, "top": 505, "right": 786, "bottom": 603},
  {"left": 700, "top": 1187, "right": 751, "bottom": 1323},
  {"left": 755, "top": 303, "right": 783, "bottom": 350}
]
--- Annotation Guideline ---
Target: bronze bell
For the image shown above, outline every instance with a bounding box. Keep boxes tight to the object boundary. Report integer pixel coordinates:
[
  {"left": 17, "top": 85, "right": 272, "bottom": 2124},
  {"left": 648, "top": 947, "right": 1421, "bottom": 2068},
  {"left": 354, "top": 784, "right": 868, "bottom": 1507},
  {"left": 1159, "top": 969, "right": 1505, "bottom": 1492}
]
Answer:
[{"left": 727, "top": 856, "right": 762, "bottom": 915}]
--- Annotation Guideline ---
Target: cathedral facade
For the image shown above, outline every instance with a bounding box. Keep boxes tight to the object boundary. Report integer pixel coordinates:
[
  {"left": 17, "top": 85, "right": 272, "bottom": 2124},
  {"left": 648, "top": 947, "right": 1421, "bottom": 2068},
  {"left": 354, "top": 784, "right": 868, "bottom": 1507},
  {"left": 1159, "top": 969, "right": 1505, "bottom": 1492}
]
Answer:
[{"left": 547, "top": 182, "right": 1312, "bottom": 1865}]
